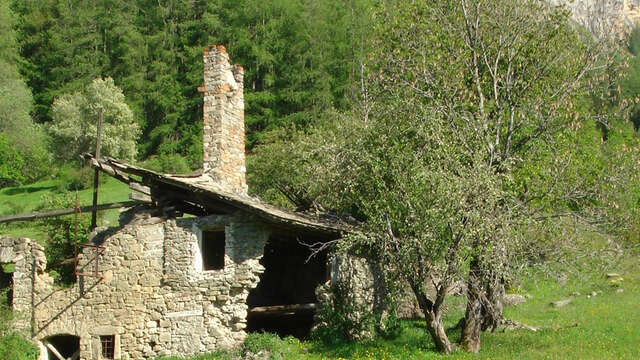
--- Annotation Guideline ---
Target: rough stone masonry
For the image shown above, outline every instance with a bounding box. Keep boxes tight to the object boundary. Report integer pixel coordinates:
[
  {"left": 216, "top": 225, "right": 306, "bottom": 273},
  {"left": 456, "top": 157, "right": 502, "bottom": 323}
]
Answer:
[
  {"left": 202, "top": 45, "right": 248, "bottom": 194},
  {"left": 2, "top": 210, "right": 270, "bottom": 360}
]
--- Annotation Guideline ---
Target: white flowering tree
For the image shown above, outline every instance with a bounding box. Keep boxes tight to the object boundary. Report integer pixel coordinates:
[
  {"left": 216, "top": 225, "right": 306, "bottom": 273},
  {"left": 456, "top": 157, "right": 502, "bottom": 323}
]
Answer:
[{"left": 50, "top": 77, "right": 139, "bottom": 162}]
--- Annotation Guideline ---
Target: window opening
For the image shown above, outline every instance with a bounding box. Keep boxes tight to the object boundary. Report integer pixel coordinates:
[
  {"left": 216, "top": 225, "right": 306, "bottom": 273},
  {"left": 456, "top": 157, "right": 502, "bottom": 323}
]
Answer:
[
  {"left": 100, "top": 335, "right": 115, "bottom": 359},
  {"left": 0, "top": 263, "right": 14, "bottom": 307},
  {"left": 202, "top": 230, "right": 225, "bottom": 270}
]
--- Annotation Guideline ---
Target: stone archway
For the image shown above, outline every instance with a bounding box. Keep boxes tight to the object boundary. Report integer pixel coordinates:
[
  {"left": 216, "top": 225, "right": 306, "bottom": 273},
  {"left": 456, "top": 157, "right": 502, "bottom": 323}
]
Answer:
[{"left": 41, "top": 334, "right": 80, "bottom": 360}]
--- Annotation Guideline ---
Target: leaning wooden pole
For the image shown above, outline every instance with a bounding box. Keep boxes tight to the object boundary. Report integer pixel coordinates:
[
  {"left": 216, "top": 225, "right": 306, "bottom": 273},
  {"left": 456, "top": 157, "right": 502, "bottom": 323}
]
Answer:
[{"left": 90, "top": 108, "right": 103, "bottom": 230}]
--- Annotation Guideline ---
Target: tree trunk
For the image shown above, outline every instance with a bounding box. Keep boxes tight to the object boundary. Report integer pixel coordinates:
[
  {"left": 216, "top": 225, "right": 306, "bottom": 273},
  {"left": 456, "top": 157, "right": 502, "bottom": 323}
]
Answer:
[
  {"left": 460, "top": 259, "right": 482, "bottom": 353},
  {"left": 425, "top": 311, "right": 453, "bottom": 354},
  {"left": 412, "top": 287, "right": 453, "bottom": 354},
  {"left": 482, "top": 278, "right": 504, "bottom": 332},
  {"left": 461, "top": 257, "right": 506, "bottom": 351}
]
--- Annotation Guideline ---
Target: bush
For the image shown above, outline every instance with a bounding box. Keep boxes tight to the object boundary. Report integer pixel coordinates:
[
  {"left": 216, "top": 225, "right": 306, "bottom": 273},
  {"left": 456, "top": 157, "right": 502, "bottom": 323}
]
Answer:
[
  {"left": 0, "top": 306, "right": 39, "bottom": 360},
  {"left": 311, "top": 282, "right": 378, "bottom": 344},
  {"left": 140, "top": 154, "right": 191, "bottom": 174},
  {"left": 0, "top": 133, "right": 26, "bottom": 187},
  {"left": 55, "top": 166, "right": 101, "bottom": 191},
  {"left": 0, "top": 129, "right": 51, "bottom": 187},
  {"left": 37, "top": 192, "right": 90, "bottom": 285},
  {"left": 242, "top": 333, "right": 301, "bottom": 360}
]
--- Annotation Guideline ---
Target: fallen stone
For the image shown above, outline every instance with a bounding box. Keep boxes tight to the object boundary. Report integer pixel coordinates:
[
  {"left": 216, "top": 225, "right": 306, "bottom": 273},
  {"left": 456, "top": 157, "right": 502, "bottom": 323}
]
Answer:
[
  {"left": 551, "top": 299, "right": 572, "bottom": 308},
  {"left": 615, "top": 288, "right": 624, "bottom": 294},
  {"left": 606, "top": 273, "right": 621, "bottom": 278},
  {"left": 503, "top": 294, "right": 526, "bottom": 307},
  {"left": 591, "top": 291, "right": 597, "bottom": 297},
  {"left": 570, "top": 291, "right": 581, "bottom": 297}
]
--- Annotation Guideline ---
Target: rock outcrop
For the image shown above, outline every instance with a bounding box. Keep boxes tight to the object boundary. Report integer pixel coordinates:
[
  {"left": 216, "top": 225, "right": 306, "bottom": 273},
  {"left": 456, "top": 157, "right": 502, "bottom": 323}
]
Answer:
[{"left": 553, "top": 0, "right": 640, "bottom": 37}]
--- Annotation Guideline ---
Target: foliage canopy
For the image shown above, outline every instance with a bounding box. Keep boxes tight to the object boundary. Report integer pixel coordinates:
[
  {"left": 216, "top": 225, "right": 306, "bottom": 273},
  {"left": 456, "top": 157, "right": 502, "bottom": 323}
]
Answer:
[{"left": 50, "top": 77, "right": 139, "bottom": 162}]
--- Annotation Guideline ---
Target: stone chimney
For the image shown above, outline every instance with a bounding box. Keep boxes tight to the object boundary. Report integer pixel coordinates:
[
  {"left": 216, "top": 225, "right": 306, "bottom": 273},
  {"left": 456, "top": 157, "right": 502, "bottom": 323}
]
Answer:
[{"left": 201, "top": 45, "right": 247, "bottom": 194}]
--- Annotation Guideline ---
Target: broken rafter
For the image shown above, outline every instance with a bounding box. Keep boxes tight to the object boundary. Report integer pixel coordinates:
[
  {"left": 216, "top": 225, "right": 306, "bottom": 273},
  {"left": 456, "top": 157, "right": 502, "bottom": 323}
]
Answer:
[
  {"left": 248, "top": 303, "right": 318, "bottom": 316},
  {"left": 86, "top": 157, "right": 132, "bottom": 184},
  {"left": 43, "top": 341, "right": 66, "bottom": 360},
  {"left": 0, "top": 201, "right": 138, "bottom": 224},
  {"left": 129, "top": 192, "right": 152, "bottom": 204},
  {"left": 85, "top": 155, "right": 352, "bottom": 235},
  {"left": 130, "top": 182, "right": 151, "bottom": 195}
]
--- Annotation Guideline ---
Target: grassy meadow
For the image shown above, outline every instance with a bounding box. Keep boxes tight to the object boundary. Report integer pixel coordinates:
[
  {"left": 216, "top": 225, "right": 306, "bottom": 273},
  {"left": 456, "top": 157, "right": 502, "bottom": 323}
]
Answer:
[
  {"left": 0, "top": 175, "right": 130, "bottom": 241},
  {"left": 152, "top": 256, "right": 640, "bottom": 360}
]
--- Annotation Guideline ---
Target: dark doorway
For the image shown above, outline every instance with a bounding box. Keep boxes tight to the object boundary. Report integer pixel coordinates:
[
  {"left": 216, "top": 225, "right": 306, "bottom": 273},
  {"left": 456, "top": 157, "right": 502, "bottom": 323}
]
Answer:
[
  {"left": 0, "top": 263, "right": 13, "bottom": 308},
  {"left": 246, "top": 234, "right": 329, "bottom": 338},
  {"left": 44, "top": 334, "right": 80, "bottom": 360}
]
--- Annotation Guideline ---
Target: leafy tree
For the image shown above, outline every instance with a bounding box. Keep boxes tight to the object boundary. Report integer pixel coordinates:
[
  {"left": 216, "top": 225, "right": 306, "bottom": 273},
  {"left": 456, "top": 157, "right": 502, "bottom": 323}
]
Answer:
[
  {"left": 252, "top": 0, "right": 631, "bottom": 353},
  {"left": 49, "top": 77, "right": 139, "bottom": 162},
  {"left": 0, "top": 0, "right": 49, "bottom": 185},
  {"left": 365, "top": 0, "right": 620, "bottom": 352}
]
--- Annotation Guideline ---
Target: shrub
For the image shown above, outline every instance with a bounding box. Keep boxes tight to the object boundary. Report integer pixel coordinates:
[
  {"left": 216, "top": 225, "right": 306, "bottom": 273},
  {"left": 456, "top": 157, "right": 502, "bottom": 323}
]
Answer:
[
  {"left": 0, "top": 306, "right": 38, "bottom": 360},
  {"left": 140, "top": 154, "right": 191, "bottom": 174},
  {"left": 0, "top": 133, "right": 25, "bottom": 187},
  {"left": 242, "top": 333, "right": 301, "bottom": 360},
  {"left": 55, "top": 166, "right": 102, "bottom": 191},
  {"left": 36, "top": 192, "right": 90, "bottom": 285},
  {"left": 311, "top": 282, "right": 378, "bottom": 344}
]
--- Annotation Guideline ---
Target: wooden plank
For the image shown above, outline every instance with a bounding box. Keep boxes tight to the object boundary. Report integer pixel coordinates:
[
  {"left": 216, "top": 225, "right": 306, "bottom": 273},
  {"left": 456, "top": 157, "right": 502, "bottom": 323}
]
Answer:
[
  {"left": 44, "top": 341, "right": 66, "bottom": 360},
  {"left": 130, "top": 182, "right": 151, "bottom": 195},
  {"left": 248, "top": 303, "right": 317, "bottom": 316},
  {"left": 0, "top": 201, "right": 138, "bottom": 224},
  {"left": 150, "top": 185, "right": 236, "bottom": 214},
  {"left": 129, "top": 192, "right": 152, "bottom": 203},
  {"left": 88, "top": 158, "right": 132, "bottom": 184}
]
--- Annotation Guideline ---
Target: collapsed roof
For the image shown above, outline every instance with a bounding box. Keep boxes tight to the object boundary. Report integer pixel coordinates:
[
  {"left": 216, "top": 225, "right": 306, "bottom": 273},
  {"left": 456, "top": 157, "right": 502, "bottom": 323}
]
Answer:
[{"left": 85, "top": 155, "right": 351, "bottom": 236}]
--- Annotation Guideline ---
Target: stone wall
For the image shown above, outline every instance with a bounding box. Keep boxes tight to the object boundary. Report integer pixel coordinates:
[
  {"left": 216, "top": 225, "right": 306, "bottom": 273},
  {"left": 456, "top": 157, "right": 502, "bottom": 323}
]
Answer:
[
  {"left": 318, "top": 254, "right": 462, "bottom": 336},
  {"left": 5, "top": 209, "right": 269, "bottom": 360},
  {"left": 0, "top": 236, "right": 49, "bottom": 331},
  {"left": 202, "top": 45, "right": 247, "bottom": 194},
  {"left": 314, "top": 254, "right": 389, "bottom": 340}
]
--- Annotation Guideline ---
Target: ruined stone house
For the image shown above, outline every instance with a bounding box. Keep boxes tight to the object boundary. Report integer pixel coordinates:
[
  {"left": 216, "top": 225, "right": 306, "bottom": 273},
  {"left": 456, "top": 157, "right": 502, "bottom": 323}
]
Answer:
[{"left": 0, "top": 45, "right": 352, "bottom": 360}]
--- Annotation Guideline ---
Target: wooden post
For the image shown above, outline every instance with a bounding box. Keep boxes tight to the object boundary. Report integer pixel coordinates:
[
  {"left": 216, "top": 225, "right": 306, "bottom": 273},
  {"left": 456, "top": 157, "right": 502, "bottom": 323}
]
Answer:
[{"left": 91, "top": 108, "right": 103, "bottom": 230}]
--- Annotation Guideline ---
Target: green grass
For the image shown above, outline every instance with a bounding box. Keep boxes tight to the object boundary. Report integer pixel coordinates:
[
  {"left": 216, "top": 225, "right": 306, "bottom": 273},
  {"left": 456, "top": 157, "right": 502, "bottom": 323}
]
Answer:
[
  {"left": 0, "top": 176, "right": 130, "bottom": 241},
  {"left": 161, "top": 257, "right": 640, "bottom": 360}
]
